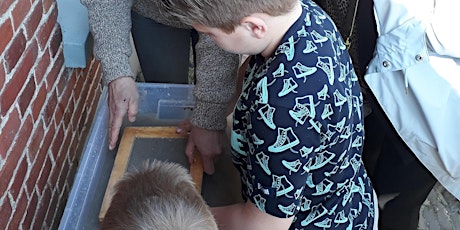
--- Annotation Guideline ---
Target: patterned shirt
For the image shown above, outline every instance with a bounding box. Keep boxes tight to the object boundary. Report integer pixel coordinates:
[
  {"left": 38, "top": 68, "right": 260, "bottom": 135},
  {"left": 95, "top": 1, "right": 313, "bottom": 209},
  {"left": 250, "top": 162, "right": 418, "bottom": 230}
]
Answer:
[{"left": 231, "top": 0, "right": 375, "bottom": 229}]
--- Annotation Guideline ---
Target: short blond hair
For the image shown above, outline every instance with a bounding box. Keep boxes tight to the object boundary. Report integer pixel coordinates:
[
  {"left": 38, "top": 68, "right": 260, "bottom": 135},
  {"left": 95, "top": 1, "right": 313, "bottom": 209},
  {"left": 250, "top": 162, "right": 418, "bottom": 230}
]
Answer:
[
  {"left": 160, "top": 0, "right": 298, "bottom": 32},
  {"left": 101, "top": 160, "right": 217, "bottom": 230}
]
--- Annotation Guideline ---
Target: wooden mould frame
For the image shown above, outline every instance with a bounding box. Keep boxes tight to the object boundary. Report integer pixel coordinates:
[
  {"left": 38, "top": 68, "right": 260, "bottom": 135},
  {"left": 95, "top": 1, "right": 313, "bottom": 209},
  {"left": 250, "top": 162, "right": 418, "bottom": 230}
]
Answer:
[{"left": 98, "top": 126, "right": 203, "bottom": 222}]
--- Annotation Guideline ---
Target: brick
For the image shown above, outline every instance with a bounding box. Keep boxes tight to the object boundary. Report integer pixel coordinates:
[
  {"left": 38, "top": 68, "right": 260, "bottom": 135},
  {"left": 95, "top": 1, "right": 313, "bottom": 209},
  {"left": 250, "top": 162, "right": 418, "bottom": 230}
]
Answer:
[
  {"left": 22, "top": 190, "right": 38, "bottom": 230},
  {"left": 49, "top": 129, "right": 68, "bottom": 189},
  {"left": 33, "top": 185, "right": 51, "bottom": 229},
  {"left": 0, "top": 61, "right": 5, "bottom": 92},
  {"left": 0, "top": 18, "right": 13, "bottom": 54},
  {"left": 42, "top": 0, "right": 54, "bottom": 14},
  {"left": 61, "top": 128, "right": 73, "bottom": 160},
  {"left": 49, "top": 27, "right": 62, "bottom": 58},
  {"left": 89, "top": 61, "right": 102, "bottom": 84},
  {"left": 50, "top": 189, "right": 66, "bottom": 229},
  {"left": 0, "top": 108, "right": 20, "bottom": 158},
  {"left": 57, "top": 156, "right": 70, "bottom": 193},
  {"left": 81, "top": 62, "right": 90, "bottom": 78},
  {"left": 26, "top": 148, "right": 45, "bottom": 194},
  {"left": 27, "top": 120, "right": 44, "bottom": 161},
  {"left": 42, "top": 121, "right": 56, "bottom": 152},
  {"left": 71, "top": 100, "right": 84, "bottom": 132},
  {"left": 67, "top": 70, "right": 79, "bottom": 91},
  {"left": 36, "top": 156, "right": 51, "bottom": 195},
  {"left": 43, "top": 90, "right": 57, "bottom": 126},
  {"left": 87, "top": 68, "right": 102, "bottom": 106},
  {"left": 68, "top": 127, "right": 79, "bottom": 163},
  {"left": 24, "top": 2, "right": 43, "bottom": 39},
  {"left": 0, "top": 0, "right": 14, "bottom": 15},
  {"left": 10, "top": 0, "right": 31, "bottom": 30},
  {"left": 44, "top": 190, "right": 59, "bottom": 229},
  {"left": 45, "top": 52, "right": 64, "bottom": 92},
  {"left": 8, "top": 191, "right": 28, "bottom": 230},
  {"left": 48, "top": 161, "right": 60, "bottom": 192},
  {"left": 0, "top": 140, "right": 22, "bottom": 200},
  {"left": 1, "top": 39, "right": 38, "bottom": 116},
  {"left": 36, "top": 8, "right": 57, "bottom": 50},
  {"left": 4, "top": 30, "right": 26, "bottom": 73},
  {"left": 85, "top": 81, "right": 101, "bottom": 125},
  {"left": 10, "top": 114, "right": 33, "bottom": 157},
  {"left": 18, "top": 77, "right": 36, "bottom": 116},
  {"left": 86, "top": 84, "right": 97, "bottom": 114},
  {"left": 10, "top": 156, "right": 28, "bottom": 200},
  {"left": 67, "top": 161, "right": 78, "bottom": 189},
  {"left": 0, "top": 197, "right": 12, "bottom": 229},
  {"left": 19, "top": 38, "right": 39, "bottom": 74},
  {"left": 56, "top": 69, "right": 67, "bottom": 97},
  {"left": 62, "top": 97, "right": 74, "bottom": 129},
  {"left": 74, "top": 72, "right": 86, "bottom": 103},
  {"left": 26, "top": 124, "right": 54, "bottom": 193},
  {"left": 1, "top": 75, "right": 23, "bottom": 117},
  {"left": 77, "top": 106, "right": 88, "bottom": 134},
  {"left": 49, "top": 125, "right": 64, "bottom": 163},
  {"left": 54, "top": 93, "right": 66, "bottom": 128},
  {"left": 31, "top": 84, "right": 46, "bottom": 121},
  {"left": 34, "top": 47, "right": 50, "bottom": 84}
]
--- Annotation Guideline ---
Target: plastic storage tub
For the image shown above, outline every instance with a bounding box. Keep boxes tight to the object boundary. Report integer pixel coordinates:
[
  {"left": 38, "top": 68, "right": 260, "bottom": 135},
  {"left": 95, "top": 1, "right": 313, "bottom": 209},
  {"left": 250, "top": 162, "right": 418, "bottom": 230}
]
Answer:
[{"left": 59, "top": 83, "right": 241, "bottom": 230}]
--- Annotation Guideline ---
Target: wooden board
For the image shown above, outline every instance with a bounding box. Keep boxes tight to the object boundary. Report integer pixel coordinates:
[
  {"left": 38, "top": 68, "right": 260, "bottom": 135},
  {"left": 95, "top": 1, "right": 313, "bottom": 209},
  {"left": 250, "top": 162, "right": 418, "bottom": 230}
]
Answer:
[{"left": 98, "top": 126, "right": 203, "bottom": 222}]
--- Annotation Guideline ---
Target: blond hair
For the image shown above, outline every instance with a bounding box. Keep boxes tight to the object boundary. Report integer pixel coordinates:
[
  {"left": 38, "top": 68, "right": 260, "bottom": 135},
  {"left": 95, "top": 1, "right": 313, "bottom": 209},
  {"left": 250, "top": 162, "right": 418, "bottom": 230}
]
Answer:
[
  {"left": 101, "top": 160, "right": 217, "bottom": 230},
  {"left": 160, "top": 0, "right": 298, "bottom": 32}
]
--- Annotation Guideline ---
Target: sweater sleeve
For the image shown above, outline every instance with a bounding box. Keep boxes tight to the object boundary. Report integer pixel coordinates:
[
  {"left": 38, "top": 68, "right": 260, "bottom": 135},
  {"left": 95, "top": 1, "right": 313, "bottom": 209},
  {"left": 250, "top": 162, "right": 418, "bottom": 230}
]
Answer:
[
  {"left": 191, "top": 33, "right": 239, "bottom": 130},
  {"left": 81, "top": 0, "right": 134, "bottom": 85}
]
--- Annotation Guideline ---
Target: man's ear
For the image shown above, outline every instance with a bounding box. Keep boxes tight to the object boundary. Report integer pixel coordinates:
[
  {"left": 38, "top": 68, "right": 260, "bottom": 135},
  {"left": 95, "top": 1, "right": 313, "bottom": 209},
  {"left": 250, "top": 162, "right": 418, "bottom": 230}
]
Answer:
[{"left": 241, "top": 16, "right": 267, "bottom": 39}]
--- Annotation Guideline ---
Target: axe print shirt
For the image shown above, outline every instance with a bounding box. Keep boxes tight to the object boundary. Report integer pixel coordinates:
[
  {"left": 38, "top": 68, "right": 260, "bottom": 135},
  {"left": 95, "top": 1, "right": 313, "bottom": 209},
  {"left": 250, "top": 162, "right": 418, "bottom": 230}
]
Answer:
[{"left": 231, "top": 0, "right": 375, "bottom": 229}]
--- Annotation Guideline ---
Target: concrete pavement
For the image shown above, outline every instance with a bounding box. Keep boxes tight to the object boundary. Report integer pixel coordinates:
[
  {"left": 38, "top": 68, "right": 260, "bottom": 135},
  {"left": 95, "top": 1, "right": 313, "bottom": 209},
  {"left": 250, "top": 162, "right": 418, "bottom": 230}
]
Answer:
[{"left": 419, "top": 183, "right": 460, "bottom": 230}]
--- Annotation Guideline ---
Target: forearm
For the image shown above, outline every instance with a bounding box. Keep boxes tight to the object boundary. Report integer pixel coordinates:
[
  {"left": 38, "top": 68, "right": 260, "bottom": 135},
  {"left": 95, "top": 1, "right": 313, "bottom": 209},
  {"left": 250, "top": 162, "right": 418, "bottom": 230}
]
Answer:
[
  {"left": 191, "top": 33, "right": 239, "bottom": 130},
  {"left": 81, "top": 0, "right": 134, "bottom": 85},
  {"left": 211, "top": 202, "right": 293, "bottom": 230},
  {"left": 211, "top": 203, "right": 246, "bottom": 230}
]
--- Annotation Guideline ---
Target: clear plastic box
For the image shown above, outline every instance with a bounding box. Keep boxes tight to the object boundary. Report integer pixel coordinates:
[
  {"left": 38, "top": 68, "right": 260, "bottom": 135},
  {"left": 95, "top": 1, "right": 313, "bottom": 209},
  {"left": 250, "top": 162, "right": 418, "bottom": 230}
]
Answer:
[
  {"left": 59, "top": 83, "right": 196, "bottom": 229},
  {"left": 59, "top": 82, "right": 242, "bottom": 230}
]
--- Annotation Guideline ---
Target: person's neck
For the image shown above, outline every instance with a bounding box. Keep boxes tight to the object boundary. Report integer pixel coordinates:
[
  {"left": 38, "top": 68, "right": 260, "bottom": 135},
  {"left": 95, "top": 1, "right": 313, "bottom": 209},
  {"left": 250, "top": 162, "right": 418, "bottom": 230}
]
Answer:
[{"left": 261, "top": 2, "right": 302, "bottom": 58}]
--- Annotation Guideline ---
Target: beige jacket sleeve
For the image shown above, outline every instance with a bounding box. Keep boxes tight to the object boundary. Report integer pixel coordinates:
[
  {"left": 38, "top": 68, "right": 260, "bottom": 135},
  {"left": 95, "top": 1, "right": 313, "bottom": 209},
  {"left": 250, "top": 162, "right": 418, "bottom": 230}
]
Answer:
[
  {"left": 81, "top": 0, "right": 134, "bottom": 85},
  {"left": 191, "top": 33, "right": 239, "bottom": 130}
]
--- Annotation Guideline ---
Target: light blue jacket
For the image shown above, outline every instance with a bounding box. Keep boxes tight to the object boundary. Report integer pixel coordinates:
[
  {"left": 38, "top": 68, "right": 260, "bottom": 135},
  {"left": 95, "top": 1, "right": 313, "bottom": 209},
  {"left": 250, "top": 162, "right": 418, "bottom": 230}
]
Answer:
[{"left": 365, "top": 0, "right": 460, "bottom": 200}]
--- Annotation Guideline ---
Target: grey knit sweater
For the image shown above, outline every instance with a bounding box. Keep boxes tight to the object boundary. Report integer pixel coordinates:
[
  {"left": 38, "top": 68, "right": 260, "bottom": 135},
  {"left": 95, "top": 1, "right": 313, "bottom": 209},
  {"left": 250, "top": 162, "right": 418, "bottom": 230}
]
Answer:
[{"left": 81, "top": 0, "right": 239, "bottom": 130}]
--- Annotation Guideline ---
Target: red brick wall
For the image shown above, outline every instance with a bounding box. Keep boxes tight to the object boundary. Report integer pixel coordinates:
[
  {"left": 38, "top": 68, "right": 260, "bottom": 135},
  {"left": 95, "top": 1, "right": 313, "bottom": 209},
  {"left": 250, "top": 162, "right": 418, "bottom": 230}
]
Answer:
[{"left": 0, "top": 0, "right": 103, "bottom": 229}]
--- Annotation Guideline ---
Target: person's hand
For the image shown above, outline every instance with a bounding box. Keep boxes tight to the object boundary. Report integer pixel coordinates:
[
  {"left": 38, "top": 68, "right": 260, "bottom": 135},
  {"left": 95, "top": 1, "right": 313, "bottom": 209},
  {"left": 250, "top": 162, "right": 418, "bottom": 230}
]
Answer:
[
  {"left": 107, "top": 76, "right": 139, "bottom": 150},
  {"left": 179, "top": 122, "right": 224, "bottom": 175},
  {"left": 176, "top": 119, "right": 192, "bottom": 135}
]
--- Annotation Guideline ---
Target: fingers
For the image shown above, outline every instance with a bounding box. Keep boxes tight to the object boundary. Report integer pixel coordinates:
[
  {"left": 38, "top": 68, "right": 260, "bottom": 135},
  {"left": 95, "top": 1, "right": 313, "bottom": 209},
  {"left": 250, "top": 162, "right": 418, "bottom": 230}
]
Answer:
[
  {"left": 108, "top": 99, "right": 127, "bottom": 150},
  {"left": 108, "top": 112, "right": 124, "bottom": 150},
  {"left": 108, "top": 126, "right": 121, "bottom": 150},
  {"left": 185, "top": 138, "right": 195, "bottom": 164},
  {"left": 127, "top": 96, "right": 138, "bottom": 123},
  {"left": 176, "top": 119, "right": 192, "bottom": 134},
  {"left": 107, "top": 76, "right": 139, "bottom": 150},
  {"left": 201, "top": 155, "right": 215, "bottom": 175},
  {"left": 186, "top": 137, "right": 215, "bottom": 175}
]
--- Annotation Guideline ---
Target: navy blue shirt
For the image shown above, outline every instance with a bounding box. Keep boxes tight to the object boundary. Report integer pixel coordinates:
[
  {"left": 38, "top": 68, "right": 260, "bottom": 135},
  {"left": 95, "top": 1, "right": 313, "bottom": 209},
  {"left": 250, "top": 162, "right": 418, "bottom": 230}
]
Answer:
[{"left": 231, "top": 0, "right": 375, "bottom": 229}]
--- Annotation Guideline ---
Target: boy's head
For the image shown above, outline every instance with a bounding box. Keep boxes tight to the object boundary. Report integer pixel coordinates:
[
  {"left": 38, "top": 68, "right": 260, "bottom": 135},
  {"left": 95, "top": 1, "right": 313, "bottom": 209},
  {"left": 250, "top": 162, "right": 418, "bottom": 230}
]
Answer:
[
  {"left": 161, "top": 0, "right": 297, "bottom": 32},
  {"left": 101, "top": 160, "right": 217, "bottom": 230},
  {"left": 160, "top": 0, "right": 299, "bottom": 55}
]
